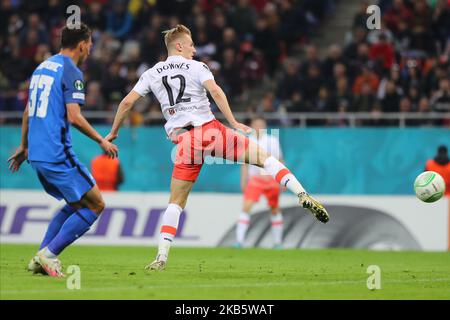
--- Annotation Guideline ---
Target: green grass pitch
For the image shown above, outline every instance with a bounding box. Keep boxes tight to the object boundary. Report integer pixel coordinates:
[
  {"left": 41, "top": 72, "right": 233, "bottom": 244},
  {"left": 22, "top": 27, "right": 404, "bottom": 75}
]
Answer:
[{"left": 1, "top": 244, "right": 449, "bottom": 300}]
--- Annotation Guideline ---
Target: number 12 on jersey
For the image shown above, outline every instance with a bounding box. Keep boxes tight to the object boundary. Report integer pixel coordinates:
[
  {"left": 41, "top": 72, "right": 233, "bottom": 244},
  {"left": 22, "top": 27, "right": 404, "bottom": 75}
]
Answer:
[
  {"left": 29, "top": 74, "right": 55, "bottom": 118},
  {"left": 162, "top": 74, "right": 191, "bottom": 106}
]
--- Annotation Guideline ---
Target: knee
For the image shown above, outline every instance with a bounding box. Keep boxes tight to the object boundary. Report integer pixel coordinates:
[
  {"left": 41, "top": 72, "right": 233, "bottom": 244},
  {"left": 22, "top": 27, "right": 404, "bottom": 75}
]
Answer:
[
  {"left": 171, "top": 198, "right": 187, "bottom": 209},
  {"left": 97, "top": 199, "right": 106, "bottom": 213},
  {"left": 256, "top": 153, "right": 268, "bottom": 168},
  {"left": 91, "top": 198, "right": 105, "bottom": 215}
]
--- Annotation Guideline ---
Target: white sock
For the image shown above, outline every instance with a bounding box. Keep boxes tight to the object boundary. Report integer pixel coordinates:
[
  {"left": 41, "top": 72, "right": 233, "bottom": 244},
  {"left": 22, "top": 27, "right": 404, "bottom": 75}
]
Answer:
[
  {"left": 157, "top": 203, "right": 182, "bottom": 261},
  {"left": 270, "top": 212, "right": 283, "bottom": 245},
  {"left": 263, "top": 156, "right": 306, "bottom": 195},
  {"left": 43, "top": 248, "right": 57, "bottom": 259},
  {"left": 236, "top": 212, "right": 250, "bottom": 244}
]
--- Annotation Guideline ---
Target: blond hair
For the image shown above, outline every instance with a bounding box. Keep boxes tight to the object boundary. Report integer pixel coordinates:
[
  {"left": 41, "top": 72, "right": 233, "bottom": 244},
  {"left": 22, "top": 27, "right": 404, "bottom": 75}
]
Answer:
[{"left": 162, "top": 24, "right": 192, "bottom": 48}]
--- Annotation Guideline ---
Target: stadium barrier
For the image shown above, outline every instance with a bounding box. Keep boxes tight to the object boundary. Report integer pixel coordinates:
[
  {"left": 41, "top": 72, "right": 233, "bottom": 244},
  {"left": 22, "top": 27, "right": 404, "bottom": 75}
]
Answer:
[
  {"left": 1, "top": 190, "right": 448, "bottom": 251},
  {"left": 1, "top": 111, "right": 450, "bottom": 128},
  {"left": 1, "top": 126, "right": 449, "bottom": 194}
]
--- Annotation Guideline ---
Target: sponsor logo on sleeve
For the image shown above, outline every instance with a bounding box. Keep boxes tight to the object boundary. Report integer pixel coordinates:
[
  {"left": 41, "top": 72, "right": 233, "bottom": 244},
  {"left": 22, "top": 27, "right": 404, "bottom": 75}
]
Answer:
[{"left": 72, "top": 92, "right": 85, "bottom": 100}]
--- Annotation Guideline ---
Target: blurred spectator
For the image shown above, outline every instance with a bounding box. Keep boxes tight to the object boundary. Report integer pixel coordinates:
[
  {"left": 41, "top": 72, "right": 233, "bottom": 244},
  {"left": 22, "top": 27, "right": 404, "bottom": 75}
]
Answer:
[
  {"left": 301, "top": 64, "right": 323, "bottom": 108},
  {"left": 253, "top": 16, "right": 280, "bottom": 76},
  {"left": 381, "top": 80, "right": 401, "bottom": 113},
  {"left": 410, "top": 0, "right": 435, "bottom": 54},
  {"left": 229, "top": 0, "right": 257, "bottom": 36},
  {"left": 344, "top": 26, "right": 367, "bottom": 63},
  {"left": 300, "top": 45, "right": 320, "bottom": 75},
  {"left": 332, "top": 77, "right": 352, "bottom": 112},
  {"left": 85, "top": 81, "right": 106, "bottom": 113},
  {"left": 377, "top": 64, "right": 402, "bottom": 99},
  {"left": 321, "top": 44, "right": 345, "bottom": 79},
  {"left": 425, "top": 145, "right": 450, "bottom": 196},
  {"left": 239, "top": 44, "right": 266, "bottom": 88},
  {"left": 256, "top": 92, "right": 279, "bottom": 126},
  {"left": 383, "top": 0, "right": 413, "bottom": 32},
  {"left": 431, "top": 78, "right": 450, "bottom": 126},
  {"left": 352, "top": 65, "right": 380, "bottom": 95},
  {"left": 415, "top": 96, "right": 435, "bottom": 126},
  {"left": 217, "top": 27, "right": 240, "bottom": 57},
  {"left": 313, "top": 86, "right": 333, "bottom": 112},
  {"left": 399, "top": 96, "right": 413, "bottom": 124},
  {"left": 85, "top": 0, "right": 108, "bottom": 31},
  {"left": 101, "top": 62, "right": 127, "bottom": 103},
  {"left": 369, "top": 33, "right": 395, "bottom": 73},
  {"left": 347, "top": 42, "right": 370, "bottom": 81},
  {"left": 353, "top": 83, "right": 375, "bottom": 112},
  {"left": 221, "top": 48, "right": 243, "bottom": 98},
  {"left": 407, "top": 85, "right": 421, "bottom": 110},
  {"left": 432, "top": 0, "right": 450, "bottom": 52},
  {"left": 91, "top": 151, "right": 124, "bottom": 191},
  {"left": 277, "top": 59, "right": 301, "bottom": 102},
  {"left": 107, "top": 0, "right": 133, "bottom": 40},
  {"left": 20, "top": 13, "right": 49, "bottom": 45},
  {"left": 364, "top": 101, "right": 390, "bottom": 126},
  {"left": 352, "top": 1, "right": 369, "bottom": 29}
]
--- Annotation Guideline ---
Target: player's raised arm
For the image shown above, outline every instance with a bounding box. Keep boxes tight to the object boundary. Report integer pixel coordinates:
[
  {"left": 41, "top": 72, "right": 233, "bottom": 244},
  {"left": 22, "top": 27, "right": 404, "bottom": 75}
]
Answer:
[
  {"left": 106, "top": 90, "right": 142, "bottom": 142},
  {"left": 66, "top": 103, "right": 118, "bottom": 158},
  {"left": 202, "top": 79, "right": 251, "bottom": 134},
  {"left": 7, "top": 105, "right": 29, "bottom": 172}
]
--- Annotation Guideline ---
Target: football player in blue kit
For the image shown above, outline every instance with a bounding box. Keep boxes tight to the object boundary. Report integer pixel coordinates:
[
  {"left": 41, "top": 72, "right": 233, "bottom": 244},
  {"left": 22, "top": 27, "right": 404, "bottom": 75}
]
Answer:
[{"left": 8, "top": 23, "right": 118, "bottom": 277}]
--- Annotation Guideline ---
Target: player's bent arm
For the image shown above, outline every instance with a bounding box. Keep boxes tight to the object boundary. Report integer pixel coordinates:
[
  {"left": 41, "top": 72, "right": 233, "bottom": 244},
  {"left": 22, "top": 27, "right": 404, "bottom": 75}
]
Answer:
[
  {"left": 203, "top": 80, "right": 251, "bottom": 134},
  {"left": 20, "top": 105, "right": 29, "bottom": 149},
  {"left": 109, "top": 90, "right": 142, "bottom": 138},
  {"left": 67, "top": 103, "right": 118, "bottom": 157},
  {"left": 203, "top": 80, "right": 238, "bottom": 126},
  {"left": 7, "top": 105, "right": 30, "bottom": 172}
]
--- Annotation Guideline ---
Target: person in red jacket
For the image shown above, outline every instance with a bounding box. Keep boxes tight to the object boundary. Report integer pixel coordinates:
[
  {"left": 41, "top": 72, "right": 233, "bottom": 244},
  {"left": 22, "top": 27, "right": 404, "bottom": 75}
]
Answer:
[
  {"left": 91, "top": 151, "right": 124, "bottom": 191},
  {"left": 369, "top": 33, "right": 395, "bottom": 72},
  {"left": 425, "top": 145, "right": 450, "bottom": 196}
]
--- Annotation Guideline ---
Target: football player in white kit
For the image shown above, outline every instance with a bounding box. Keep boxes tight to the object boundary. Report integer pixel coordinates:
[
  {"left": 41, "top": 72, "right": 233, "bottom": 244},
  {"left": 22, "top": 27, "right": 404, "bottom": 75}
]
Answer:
[
  {"left": 106, "top": 25, "right": 329, "bottom": 270},
  {"left": 236, "top": 116, "right": 285, "bottom": 249}
]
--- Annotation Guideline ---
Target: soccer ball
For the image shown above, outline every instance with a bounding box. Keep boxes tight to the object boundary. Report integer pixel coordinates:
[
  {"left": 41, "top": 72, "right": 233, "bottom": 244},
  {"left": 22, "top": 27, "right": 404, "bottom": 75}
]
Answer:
[{"left": 414, "top": 171, "right": 446, "bottom": 203}]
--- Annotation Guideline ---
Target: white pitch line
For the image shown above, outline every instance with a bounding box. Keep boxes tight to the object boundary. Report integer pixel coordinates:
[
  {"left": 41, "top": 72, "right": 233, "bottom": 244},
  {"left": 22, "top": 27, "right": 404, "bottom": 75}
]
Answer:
[{"left": 1, "top": 278, "right": 450, "bottom": 295}]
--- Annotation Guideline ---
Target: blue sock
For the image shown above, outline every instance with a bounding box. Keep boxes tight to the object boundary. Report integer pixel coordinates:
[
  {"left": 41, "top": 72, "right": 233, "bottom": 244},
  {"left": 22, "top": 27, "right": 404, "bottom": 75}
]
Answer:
[
  {"left": 39, "top": 205, "right": 76, "bottom": 250},
  {"left": 47, "top": 208, "right": 98, "bottom": 256}
]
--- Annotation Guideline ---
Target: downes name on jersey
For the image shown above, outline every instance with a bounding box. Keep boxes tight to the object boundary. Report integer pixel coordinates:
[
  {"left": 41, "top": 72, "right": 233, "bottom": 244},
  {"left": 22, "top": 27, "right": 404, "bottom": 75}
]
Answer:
[{"left": 133, "top": 55, "right": 215, "bottom": 136}]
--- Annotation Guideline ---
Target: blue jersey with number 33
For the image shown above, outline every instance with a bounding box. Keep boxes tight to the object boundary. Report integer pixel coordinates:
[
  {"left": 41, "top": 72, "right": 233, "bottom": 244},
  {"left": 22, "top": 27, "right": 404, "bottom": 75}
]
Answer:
[{"left": 27, "top": 54, "right": 85, "bottom": 163}]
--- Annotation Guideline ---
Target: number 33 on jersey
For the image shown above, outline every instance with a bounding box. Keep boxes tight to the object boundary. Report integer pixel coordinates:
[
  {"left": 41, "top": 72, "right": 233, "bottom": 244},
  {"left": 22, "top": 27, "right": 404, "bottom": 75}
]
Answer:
[{"left": 27, "top": 54, "right": 86, "bottom": 163}]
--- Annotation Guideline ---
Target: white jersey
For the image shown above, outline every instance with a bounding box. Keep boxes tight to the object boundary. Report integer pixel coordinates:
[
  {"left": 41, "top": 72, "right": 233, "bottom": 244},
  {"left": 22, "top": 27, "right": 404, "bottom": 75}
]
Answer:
[
  {"left": 132, "top": 55, "right": 215, "bottom": 136},
  {"left": 248, "top": 133, "right": 283, "bottom": 177}
]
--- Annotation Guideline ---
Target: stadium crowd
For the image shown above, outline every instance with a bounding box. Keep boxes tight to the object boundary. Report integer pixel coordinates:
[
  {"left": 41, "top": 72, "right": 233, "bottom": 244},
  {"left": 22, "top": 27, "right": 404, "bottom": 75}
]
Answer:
[{"left": 0, "top": 0, "right": 449, "bottom": 127}]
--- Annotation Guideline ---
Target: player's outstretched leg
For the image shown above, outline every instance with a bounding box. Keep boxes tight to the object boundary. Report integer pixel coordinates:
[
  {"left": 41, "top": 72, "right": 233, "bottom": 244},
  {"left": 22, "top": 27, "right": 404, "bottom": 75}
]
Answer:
[
  {"left": 36, "top": 186, "right": 105, "bottom": 277},
  {"left": 244, "top": 142, "right": 330, "bottom": 223},
  {"left": 28, "top": 204, "right": 77, "bottom": 274},
  {"left": 146, "top": 178, "right": 193, "bottom": 271}
]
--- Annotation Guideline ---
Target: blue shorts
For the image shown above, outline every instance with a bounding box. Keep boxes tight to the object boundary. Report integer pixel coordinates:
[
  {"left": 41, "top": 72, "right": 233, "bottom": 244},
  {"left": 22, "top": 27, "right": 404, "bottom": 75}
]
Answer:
[{"left": 30, "top": 158, "right": 96, "bottom": 203}]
